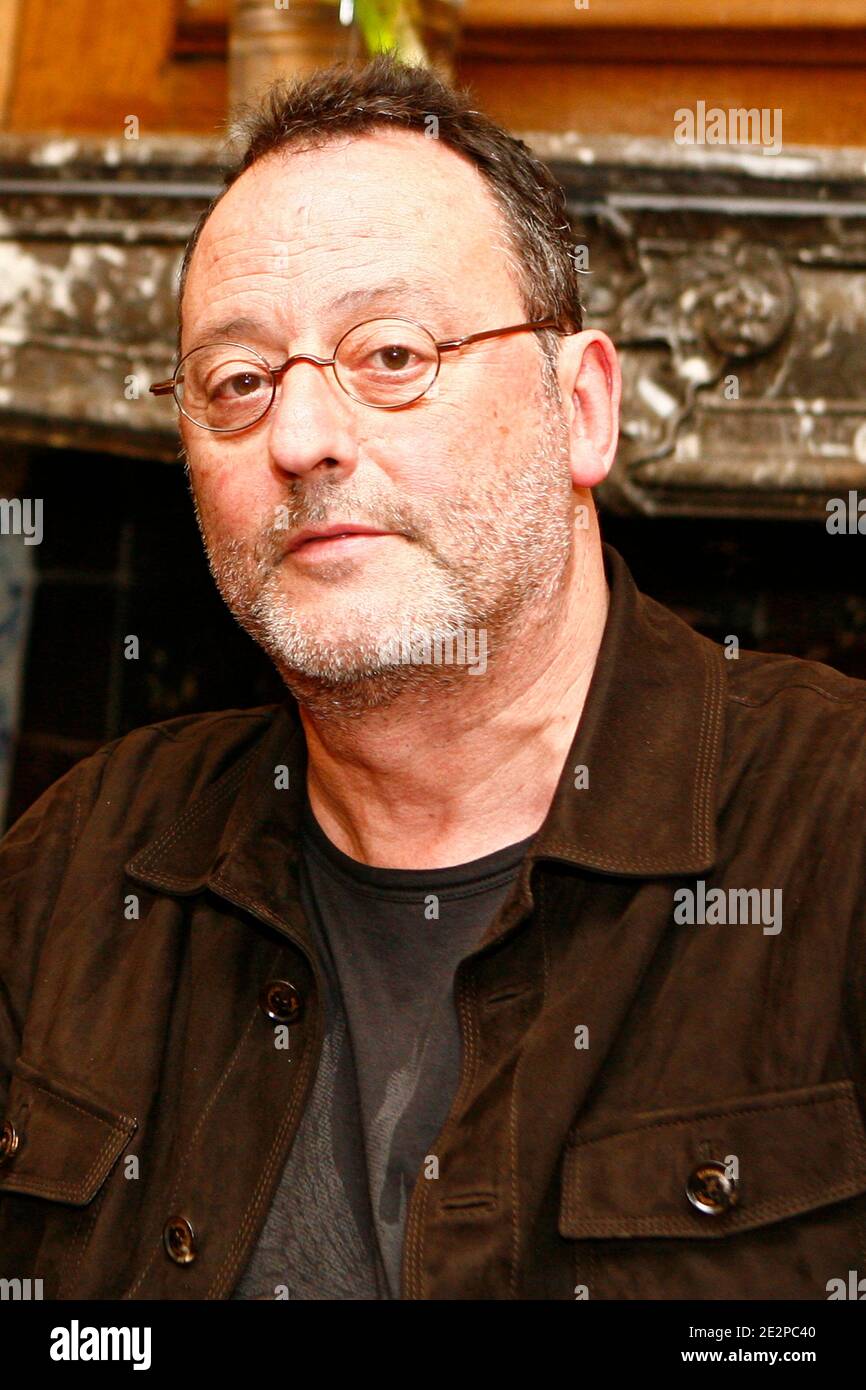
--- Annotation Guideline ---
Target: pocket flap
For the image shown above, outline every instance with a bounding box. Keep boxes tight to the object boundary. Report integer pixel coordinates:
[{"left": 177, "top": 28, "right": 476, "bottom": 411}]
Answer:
[
  {"left": 559, "top": 1079, "right": 866, "bottom": 1239},
  {"left": 0, "top": 1060, "right": 137, "bottom": 1206}
]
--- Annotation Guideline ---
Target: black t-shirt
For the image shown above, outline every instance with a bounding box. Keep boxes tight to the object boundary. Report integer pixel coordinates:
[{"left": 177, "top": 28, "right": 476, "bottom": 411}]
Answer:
[{"left": 232, "top": 794, "right": 533, "bottom": 1300}]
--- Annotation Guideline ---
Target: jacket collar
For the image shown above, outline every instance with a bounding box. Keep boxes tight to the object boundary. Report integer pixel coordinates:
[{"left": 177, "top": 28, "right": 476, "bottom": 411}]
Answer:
[
  {"left": 530, "top": 542, "right": 725, "bottom": 877},
  {"left": 126, "top": 543, "right": 725, "bottom": 916}
]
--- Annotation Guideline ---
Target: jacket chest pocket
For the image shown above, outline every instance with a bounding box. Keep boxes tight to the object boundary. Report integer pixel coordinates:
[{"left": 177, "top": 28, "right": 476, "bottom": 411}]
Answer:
[
  {"left": 0, "top": 1060, "right": 137, "bottom": 1297},
  {"left": 559, "top": 1079, "right": 866, "bottom": 1300}
]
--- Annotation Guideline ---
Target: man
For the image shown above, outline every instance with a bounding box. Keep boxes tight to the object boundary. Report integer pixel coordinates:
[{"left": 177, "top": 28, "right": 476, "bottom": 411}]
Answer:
[{"left": 2, "top": 55, "right": 866, "bottom": 1303}]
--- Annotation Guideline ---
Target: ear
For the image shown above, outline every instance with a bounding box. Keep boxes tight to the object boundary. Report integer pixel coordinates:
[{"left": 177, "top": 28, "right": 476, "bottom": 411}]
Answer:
[{"left": 558, "top": 330, "right": 621, "bottom": 488}]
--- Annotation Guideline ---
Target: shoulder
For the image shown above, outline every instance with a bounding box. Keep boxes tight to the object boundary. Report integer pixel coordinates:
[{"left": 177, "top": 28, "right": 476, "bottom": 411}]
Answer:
[
  {"left": 725, "top": 643, "right": 866, "bottom": 710},
  {"left": 724, "top": 644, "right": 866, "bottom": 724},
  {"left": 90, "top": 702, "right": 286, "bottom": 810},
  {"left": 2, "top": 704, "right": 285, "bottom": 850},
  {"left": 720, "top": 644, "right": 866, "bottom": 785},
  {"left": 94, "top": 703, "right": 282, "bottom": 771}
]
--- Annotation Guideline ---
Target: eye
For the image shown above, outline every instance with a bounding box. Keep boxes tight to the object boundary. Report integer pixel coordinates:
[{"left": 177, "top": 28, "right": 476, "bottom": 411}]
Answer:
[
  {"left": 334, "top": 320, "right": 438, "bottom": 404},
  {"left": 372, "top": 344, "right": 416, "bottom": 372},
  {"left": 213, "top": 369, "right": 268, "bottom": 399}
]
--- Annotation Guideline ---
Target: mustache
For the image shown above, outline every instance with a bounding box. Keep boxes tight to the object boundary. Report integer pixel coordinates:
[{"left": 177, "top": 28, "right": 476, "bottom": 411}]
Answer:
[{"left": 249, "top": 484, "right": 432, "bottom": 568}]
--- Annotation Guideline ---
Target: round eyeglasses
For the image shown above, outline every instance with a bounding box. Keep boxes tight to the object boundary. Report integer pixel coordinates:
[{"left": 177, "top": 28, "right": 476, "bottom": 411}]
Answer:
[{"left": 149, "top": 315, "right": 569, "bottom": 433}]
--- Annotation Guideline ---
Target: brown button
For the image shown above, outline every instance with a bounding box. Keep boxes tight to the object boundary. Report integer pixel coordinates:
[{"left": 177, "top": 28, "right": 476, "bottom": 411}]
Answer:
[
  {"left": 686, "top": 1160, "right": 739, "bottom": 1216},
  {"left": 259, "top": 979, "right": 302, "bottom": 1024},
  {"left": 0, "top": 1120, "right": 19, "bottom": 1164},
  {"left": 163, "top": 1216, "right": 197, "bottom": 1264}
]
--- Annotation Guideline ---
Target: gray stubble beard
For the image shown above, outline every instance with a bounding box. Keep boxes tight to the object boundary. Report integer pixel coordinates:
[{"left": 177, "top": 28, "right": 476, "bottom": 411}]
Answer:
[{"left": 189, "top": 388, "right": 577, "bottom": 718}]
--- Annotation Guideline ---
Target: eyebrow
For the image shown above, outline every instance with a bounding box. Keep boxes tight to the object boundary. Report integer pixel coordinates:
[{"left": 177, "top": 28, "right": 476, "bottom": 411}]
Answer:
[{"left": 188, "top": 278, "right": 453, "bottom": 352}]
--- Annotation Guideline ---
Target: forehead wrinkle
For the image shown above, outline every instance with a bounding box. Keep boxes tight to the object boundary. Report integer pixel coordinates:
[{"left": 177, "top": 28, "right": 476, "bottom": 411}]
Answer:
[
  {"left": 183, "top": 131, "right": 525, "bottom": 351},
  {"left": 188, "top": 222, "right": 424, "bottom": 314},
  {"left": 194, "top": 136, "right": 507, "bottom": 290},
  {"left": 194, "top": 226, "right": 436, "bottom": 296},
  {"left": 184, "top": 257, "right": 464, "bottom": 353},
  {"left": 189, "top": 240, "right": 292, "bottom": 298}
]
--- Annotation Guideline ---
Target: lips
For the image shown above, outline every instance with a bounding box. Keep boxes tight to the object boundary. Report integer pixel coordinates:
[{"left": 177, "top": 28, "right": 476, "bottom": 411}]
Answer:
[{"left": 287, "top": 524, "right": 396, "bottom": 552}]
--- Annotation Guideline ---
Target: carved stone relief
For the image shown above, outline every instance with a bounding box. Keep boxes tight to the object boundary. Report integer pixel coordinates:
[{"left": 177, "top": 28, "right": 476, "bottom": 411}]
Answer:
[{"left": 1, "top": 132, "right": 865, "bottom": 518}]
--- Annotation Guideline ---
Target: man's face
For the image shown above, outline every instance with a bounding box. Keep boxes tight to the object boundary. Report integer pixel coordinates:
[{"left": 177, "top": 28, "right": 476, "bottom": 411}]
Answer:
[{"left": 180, "top": 129, "right": 577, "bottom": 711}]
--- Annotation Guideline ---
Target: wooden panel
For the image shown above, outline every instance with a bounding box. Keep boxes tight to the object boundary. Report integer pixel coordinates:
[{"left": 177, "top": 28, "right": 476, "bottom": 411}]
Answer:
[
  {"left": 7, "top": 0, "right": 177, "bottom": 132},
  {"left": 4, "top": 0, "right": 865, "bottom": 143},
  {"left": 462, "top": 26, "right": 866, "bottom": 66},
  {"left": 28, "top": 53, "right": 863, "bottom": 148},
  {"left": 467, "top": 0, "right": 866, "bottom": 26},
  {"left": 177, "top": 0, "right": 224, "bottom": 25},
  {"left": 175, "top": 0, "right": 866, "bottom": 33},
  {"left": 162, "top": 58, "right": 227, "bottom": 133},
  {"left": 173, "top": 15, "right": 866, "bottom": 67},
  {"left": 0, "top": 0, "right": 23, "bottom": 125},
  {"left": 460, "top": 59, "right": 866, "bottom": 147}
]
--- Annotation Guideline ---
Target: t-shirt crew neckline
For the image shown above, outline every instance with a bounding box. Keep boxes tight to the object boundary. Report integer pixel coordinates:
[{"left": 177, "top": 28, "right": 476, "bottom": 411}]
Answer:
[{"left": 300, "top": 792, "right": 537, "bottom": 899}]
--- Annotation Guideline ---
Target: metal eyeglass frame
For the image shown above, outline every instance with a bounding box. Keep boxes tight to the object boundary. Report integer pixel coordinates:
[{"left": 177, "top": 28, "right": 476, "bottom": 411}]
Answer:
[{"left": 149, "top": 315, "right": 570, "bottom": 432}]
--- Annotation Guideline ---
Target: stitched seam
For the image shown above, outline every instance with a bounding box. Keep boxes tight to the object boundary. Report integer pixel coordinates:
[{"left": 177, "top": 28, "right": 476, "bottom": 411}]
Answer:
[
  {"left": 406, "top": 1133, "right": 427, "bottom": 1299},
  {"left": 137, "top": 716, "right": 301, "bottom": 891},
  {"left": 123, "top": 944, "right": 284, "bottom": 1298},
  {"left": 417, "top": 970, "right": 471, "bottom": 1297},
  {"left": 695, "top": 646, "right": 724, "bottom": 860},
  {"left": 566, "top": 1180, "right": 866, "bottom": 1235},
  {"left": 208, "top": 745, "right": 302, "bottom": 879},
  {"left": 567, "top": 1092, "right": 866, "bottom": 1233},
  {"left": 208, "top": 987, "right": 319, "bottom": 1300},
  {"left": 128, "top": 741, "right": 281, "bottom": 891},
  {"left": 57, "top": 1180, "right": 110, "bottom": 1296},
  {"left": 410, "top": 968, "right": 479, "bottom": 1300},
  {"left": 508, "top": 995, "right": 522, "bottom": 1295},
  {"left": 124, "top": 710, "right": 275, "bottom": 746},
  {"left": 532, "top": 843, "right": 706, "bottom": 873},
  {"left": 131, "top": 748, "right": 260, "bottom": 873},
  {"left": 151, "top": 759, "right": 251, "bottom": 854},
  {"left": 728, "top": 685, "right": 866, "bottom": 709},
  {"left": 8, "top": 1080, "right": 134, "bottom": 1202},
  {"left": 569, "top": 1117, "right": 861, "bottom": 1233},
  {"left": 12, "top": 753, "right": 114, "bottom": 1052},
  {"left": 57, "top": 1206, "right": 92, "bottom": 1294},
  {"left": 851, "top": 1089, "right": 866, "bottom": 1274},
  {"left": 18, "top": 1077, "right": 135, "bottom": 1131},
  {"left": 71, "top": 785, "right": 83, "bottom": 857},
  {"left": 68, "top": 746, "right": 112, "bottom": 859},
  {"left": 842, "top": 1089, "right": 866, "bottom": 1170},
  {"left": 571, "top": 1088, "right": 859, "bottom": 1152},
  {"left": 403, "top": 1138, "right": 425, "bottom": 1299},
  {"left": 691, "top": 646, "right": 713, "bottom": 860},
  {"left": 124, "top": 1005, "right": 262, "bottom": 1295},
  {"left": 508, "top": 882, "right": 550, "bottom": 1299}
]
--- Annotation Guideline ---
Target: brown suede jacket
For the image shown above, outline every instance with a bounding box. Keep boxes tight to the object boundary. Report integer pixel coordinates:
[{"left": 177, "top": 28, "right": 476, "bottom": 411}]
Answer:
[{"left": 2, "top": 543, "right": 866, "bottom": 1300}]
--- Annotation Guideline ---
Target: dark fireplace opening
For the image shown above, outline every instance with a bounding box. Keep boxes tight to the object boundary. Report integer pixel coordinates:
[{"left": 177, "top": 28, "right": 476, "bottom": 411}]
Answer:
[{"left": 3, "top": 444, "right": 284, "bottom": 831}]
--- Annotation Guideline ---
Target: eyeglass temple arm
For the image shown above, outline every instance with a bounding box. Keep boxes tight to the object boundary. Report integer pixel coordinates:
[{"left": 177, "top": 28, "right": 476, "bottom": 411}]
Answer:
[
  {"left": 436, "top": 317, "right": 568, "bottom": 353},
  {"left": 150, "top": 381, "right": 175, "bottom": 395}
]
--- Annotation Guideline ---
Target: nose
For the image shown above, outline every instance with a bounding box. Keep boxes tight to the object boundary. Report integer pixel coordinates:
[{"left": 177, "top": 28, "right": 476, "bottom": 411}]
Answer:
[{"left": 265, "top": 356, "right": 359, "bottom": 483}]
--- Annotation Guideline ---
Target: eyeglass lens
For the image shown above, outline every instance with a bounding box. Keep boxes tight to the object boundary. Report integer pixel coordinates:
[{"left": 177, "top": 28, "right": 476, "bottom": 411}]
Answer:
[{"left": 176, "top": 319, "right": 440, "bottom": 430}]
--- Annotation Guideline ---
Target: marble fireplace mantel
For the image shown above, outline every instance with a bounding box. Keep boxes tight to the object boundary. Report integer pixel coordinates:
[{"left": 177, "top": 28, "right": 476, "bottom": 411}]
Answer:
[{"left": 2, "top": 131, "right": 866, "bottom": 520}]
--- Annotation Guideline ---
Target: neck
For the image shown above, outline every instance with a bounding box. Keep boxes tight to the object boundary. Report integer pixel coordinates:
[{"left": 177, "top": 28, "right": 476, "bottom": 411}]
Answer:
[{"left": 297, "top": 530, "right": 609, "bottom": 869}]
